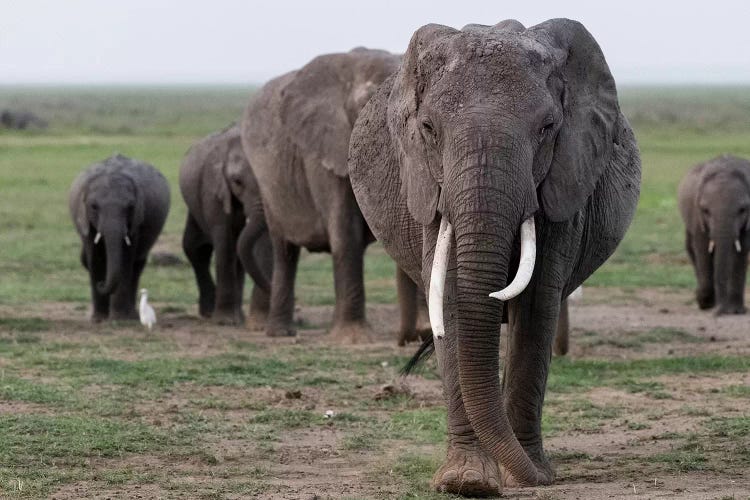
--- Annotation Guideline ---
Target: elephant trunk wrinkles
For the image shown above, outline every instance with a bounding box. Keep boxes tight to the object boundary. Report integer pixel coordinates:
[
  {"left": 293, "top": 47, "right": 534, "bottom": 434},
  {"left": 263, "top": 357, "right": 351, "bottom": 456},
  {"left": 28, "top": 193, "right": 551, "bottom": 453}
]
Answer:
[
  {"left": 97, "top": 226, "right": 125, "bottom": 295},
  {"left": 449, "top": 145, "right": 540, "bottom": 485}
]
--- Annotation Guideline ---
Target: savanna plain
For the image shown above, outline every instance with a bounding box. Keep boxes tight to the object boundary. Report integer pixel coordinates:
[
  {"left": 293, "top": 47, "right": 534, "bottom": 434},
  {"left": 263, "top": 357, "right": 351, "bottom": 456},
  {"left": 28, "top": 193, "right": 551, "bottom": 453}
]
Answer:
[{"left": 0, "top": 86, "right": 749, "bottom": 499}]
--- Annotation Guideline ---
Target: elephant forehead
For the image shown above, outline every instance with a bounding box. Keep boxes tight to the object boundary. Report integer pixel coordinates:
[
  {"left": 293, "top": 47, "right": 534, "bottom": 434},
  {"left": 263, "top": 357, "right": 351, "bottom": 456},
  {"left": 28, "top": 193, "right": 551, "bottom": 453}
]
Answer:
[{"left": 445, "top": 31, "right": 551, "bottom": 70}]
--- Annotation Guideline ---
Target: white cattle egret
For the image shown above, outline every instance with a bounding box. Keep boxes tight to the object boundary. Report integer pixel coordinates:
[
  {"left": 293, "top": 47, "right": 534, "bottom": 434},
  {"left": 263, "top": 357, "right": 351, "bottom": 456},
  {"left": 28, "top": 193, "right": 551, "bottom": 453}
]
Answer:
[{"left": 139, "top": 288, "right": 156, "bottom": 331}]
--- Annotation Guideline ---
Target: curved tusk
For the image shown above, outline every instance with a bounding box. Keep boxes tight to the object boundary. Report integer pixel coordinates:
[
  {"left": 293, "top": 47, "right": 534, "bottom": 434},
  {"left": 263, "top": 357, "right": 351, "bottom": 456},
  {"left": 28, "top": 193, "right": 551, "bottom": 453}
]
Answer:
[
  {"left": 429, "top": 217, "right": 453, "bottom": 340},
  {"left": 708, "top": 240, "right": 715, "bottom": 254},
  {"left": 94, "top": 232, "right": 101, "bottom": 244},
  {"left": 489, "top": 217, "right": 536, "bottom": 302},
  {"left": 735, "top": 239, "right": 742, "bottom": 253},
  {"left": 124, "top": 235, "right": 132, "bottom": 246}
]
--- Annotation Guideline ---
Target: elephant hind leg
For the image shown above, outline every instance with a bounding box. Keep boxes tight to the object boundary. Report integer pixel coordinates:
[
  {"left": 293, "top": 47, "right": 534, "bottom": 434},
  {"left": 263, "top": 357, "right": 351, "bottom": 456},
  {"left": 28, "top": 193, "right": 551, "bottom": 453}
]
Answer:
[
  {"left": 183, "top": 213, "right": 215, "bottom": 318},
  {"left": 265, "top": 236, "right": 300, "bottom": 337}
]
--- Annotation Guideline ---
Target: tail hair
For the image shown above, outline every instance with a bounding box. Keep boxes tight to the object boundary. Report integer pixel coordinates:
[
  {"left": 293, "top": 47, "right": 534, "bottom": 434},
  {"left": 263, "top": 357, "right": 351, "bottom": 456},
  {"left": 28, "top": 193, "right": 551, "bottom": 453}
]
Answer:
[{"left": 400, "top": 336, "right": 435, "bottom": 376}]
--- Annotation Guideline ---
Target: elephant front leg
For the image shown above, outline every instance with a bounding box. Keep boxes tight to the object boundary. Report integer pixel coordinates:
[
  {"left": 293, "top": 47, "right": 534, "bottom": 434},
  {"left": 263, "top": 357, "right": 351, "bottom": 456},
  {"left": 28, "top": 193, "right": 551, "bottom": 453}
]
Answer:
[
  {"left": 687, "top": 232, "right": 715, "bottom": 309},
  {"left": 86, "top": 245, "right": 109, "bottom": 322},
  {"left": 552, "top": 299, "right": 570, "bottom": 356},
  {"left": 265, "top": 236, "right": 299, "bottom": 337},
  {"left": 328, "top": 211, "right": 371, "bottom": 344},
  {"left": 183, "top": 213, "right": 215, "bottom": 318},
  {"left": 501, "top": 293, "right": 558, "bottom": 486}
]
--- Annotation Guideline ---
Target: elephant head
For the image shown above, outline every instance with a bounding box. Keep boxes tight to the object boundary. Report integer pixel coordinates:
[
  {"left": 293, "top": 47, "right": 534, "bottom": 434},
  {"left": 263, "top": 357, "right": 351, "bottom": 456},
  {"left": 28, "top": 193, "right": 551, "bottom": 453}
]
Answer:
[
  {"left": 74, "top": 166, "right": 144, "bottom": 295},
  {"left": 694, "top": 156, "right": 750, "bottom": 313},
  {"left": 383, "top": 19, "right": 623, "bottom": 484}
]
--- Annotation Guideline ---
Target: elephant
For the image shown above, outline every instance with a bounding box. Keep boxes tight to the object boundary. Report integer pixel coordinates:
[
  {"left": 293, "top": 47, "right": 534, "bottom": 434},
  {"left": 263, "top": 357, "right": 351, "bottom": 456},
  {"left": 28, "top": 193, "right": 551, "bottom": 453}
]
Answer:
[
  {"left": 69, "top": 154, "right": 170, "bottom": 321},
  {"left": 241, "top": 47, "right": 401, "bottom": 340},
  {"left": 678, "top": 154, "right": 750, "bottom": 315},
  {"left": 0, "top": 109, "right": 47, "bottom": 130},
  {"left": 179, "top": 124, "right": 272, "bottom": 326},
  {"left": 348, "top": 19, "right": 640, "bottom": 496}
]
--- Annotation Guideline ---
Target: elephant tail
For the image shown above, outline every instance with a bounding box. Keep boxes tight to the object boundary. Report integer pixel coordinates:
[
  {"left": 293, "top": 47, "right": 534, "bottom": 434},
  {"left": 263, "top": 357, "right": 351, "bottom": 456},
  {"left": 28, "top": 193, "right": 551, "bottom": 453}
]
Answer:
[{"left": 400, "top": 336, "right": 435, "bottom": 375}]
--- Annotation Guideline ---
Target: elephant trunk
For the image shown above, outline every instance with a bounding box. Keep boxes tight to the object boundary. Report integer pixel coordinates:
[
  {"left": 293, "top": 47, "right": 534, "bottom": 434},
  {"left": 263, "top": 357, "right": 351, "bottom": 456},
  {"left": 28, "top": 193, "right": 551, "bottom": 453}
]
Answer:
[
  {"left": 448, "top": 143, "right": 540, "bottom": 485},
  {"left": 712, "top": 228, "right": 747, "bottom": 313},
  {"left": 97, "top": 225, "right": 125, "bottom": 295}
]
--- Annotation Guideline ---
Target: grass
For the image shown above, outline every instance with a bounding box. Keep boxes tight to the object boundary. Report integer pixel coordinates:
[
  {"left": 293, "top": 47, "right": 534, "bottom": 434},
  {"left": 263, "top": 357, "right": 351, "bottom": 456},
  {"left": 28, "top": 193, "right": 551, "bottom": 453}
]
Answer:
[{"left": 1, "top": 85, "right": 750, "bottom": 497}]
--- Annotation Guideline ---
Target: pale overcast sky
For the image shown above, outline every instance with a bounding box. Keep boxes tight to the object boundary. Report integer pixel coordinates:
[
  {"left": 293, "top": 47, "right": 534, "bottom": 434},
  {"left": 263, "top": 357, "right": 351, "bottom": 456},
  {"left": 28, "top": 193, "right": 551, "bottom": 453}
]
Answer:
[{"left": 1, "top": 0, "right": 749, "bottom": 85}]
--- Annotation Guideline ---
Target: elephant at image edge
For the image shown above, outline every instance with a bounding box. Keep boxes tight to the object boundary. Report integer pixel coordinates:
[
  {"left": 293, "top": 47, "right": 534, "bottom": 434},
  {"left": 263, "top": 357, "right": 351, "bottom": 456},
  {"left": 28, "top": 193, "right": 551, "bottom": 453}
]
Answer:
[
  {"left": 241, "top": 48, "right": 401, "bottom": 340},
  {"left": 70, "top": 154, "right": 170, "bottom": 321},
  {"left": 349, "top": 19, "right": 640, "bottom": 495},
  {"left": 678, "top": 154, "right": 750, "bottom": 315},
  {"left": 179, "top": 124, "right": 272, "bottom": 326}
]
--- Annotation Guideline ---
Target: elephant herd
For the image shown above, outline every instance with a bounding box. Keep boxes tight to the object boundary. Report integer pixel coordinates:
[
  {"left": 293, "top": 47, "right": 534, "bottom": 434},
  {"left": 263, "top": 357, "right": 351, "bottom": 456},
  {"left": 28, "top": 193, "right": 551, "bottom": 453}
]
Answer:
[{"left": 64, "top": 17, "right": 749, "bottom": 497}]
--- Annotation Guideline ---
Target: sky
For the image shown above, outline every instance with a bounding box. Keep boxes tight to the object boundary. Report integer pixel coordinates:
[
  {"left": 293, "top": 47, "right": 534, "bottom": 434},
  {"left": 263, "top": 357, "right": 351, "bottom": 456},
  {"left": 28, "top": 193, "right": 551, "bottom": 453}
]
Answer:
[{"left": 1, "top": 0, "right": 749, "bottom": 85}]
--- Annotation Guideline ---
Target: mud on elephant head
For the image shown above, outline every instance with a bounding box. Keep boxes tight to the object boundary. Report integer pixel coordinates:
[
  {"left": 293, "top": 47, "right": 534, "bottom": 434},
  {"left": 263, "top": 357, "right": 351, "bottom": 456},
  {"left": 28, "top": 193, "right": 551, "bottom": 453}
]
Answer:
[
  {"left": 350, "top": 19, "right": 640, "bottom": 494},
  {"left": 678, "top": 154, "right": 750, "bottom": 315}
]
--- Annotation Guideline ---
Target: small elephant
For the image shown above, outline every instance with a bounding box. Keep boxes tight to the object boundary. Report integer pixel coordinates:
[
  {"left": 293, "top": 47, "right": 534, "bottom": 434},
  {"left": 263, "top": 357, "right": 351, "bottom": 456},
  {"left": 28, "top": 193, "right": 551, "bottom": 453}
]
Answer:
[
  {"left": 69, "top": 154, "right": 170, "bottom": 321},
  {"left": 179, "top": 124, "right": 272, "bottom": 326},
  {"left": 349, "top": 19, "right": 640, "bottom": 495},
  {"left": 241, "top": 48, "right": 401, "bottom": 340},
  {"left": 1, "top": 109, "right": 47, "bottom": 130},
  {"left": 678, "top": 154, "right": 750, "bottom": 315}
]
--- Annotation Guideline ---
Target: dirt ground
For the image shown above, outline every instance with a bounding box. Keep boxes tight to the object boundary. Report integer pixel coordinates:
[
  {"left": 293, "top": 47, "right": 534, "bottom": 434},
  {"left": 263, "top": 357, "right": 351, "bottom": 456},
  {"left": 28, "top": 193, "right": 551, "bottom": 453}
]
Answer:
[{"left": 2, "top": 287, "right": 749, "bottom": 499}]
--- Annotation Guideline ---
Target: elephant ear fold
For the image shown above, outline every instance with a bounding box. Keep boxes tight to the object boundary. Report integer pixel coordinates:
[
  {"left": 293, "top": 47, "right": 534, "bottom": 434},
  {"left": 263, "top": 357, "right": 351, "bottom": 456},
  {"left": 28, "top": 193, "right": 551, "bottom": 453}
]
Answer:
[
  {"left": 387, "top": 24, "right": 457, "bottom": 226},
  {"left": 534, "top": 19, "right": 619, "bottom": 222},
  {"left": 208, "top": 146, "right": 232, "bottom": 215},
  {"left": 279, "top": 56, "right": 352, "bottom": 178}
]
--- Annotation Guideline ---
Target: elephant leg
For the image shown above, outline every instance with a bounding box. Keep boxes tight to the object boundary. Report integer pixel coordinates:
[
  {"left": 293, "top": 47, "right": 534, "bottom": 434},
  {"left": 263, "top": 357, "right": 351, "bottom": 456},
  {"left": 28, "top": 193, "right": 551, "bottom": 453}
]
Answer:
[
  {"left": 265, "top": 236, "right": 299, "bottom": 337},
  {"left": 396, "top": 266, "right": 418, "bottom": 346},
  {"left": 429, "top": 263, "right": 501, "bottom": 496},
  {"left": 552, "top": 299, "right": 570, "bottom": 356},
  {"left": 87, "top": 246, "right": 109, "bottom": 322},
  {"left": 501, "top": 288, "right": 559, "bottom": 486},
  {"left": 211, "top": 223, "right": 244, "bottom": 325},
  {"left": 687, "top": 232, "right": 715, "bottom": 309},
  {"left": 247, "top": 284, "right": 270, "bottom": 331},
  {"left": 183, "top": 213, "right": 215, "bottom": 318},
  {"left": 327, "top": 199, "right": 370, "bottom": 343},
  {"left": 238, "top": 223, "right": 272, "bottom": 329}
]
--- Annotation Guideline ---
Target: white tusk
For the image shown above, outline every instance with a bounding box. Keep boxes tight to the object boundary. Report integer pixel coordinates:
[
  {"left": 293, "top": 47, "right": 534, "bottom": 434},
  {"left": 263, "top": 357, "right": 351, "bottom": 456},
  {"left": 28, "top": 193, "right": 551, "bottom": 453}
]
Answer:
[
  {"left": 489, "top": 217, "right": 536, "bottom": 302},
  {"left": 429, "top": 217, "right": 453, "bottom": 340},
  {"left": 708, "top": 240, "right": 715, "bottom": 254},
  {"left": 94, "top": 232, "right": 101, "bottom": 244},
  {"left": 124, "top": 235, "right": 132, "bottom": 246},
  {"left": 736, "top": 239, "right": 742, "bottom": 253}
]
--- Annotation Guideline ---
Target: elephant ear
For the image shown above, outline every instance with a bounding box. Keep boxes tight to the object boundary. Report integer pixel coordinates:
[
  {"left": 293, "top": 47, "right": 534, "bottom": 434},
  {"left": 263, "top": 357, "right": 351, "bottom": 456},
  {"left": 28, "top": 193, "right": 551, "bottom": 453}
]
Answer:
[
  {"left": 387, "top": 24, "right": 458, "bottom": 226},
  {"left": 533, "top": 19, "right": 620, "bottom": 222},
  {"left": 73, "top": 189, "right": 89, "bottom": 236},
  {"left": 279, "top": 55, "right": 352, "bottom": 177}
]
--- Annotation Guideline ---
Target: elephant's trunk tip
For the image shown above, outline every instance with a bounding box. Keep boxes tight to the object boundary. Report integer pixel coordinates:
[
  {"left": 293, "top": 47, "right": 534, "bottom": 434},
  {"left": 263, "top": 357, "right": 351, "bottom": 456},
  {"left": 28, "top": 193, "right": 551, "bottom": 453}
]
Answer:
[{"left": 489, "top": 217, "right": 536, "bottom": 301}]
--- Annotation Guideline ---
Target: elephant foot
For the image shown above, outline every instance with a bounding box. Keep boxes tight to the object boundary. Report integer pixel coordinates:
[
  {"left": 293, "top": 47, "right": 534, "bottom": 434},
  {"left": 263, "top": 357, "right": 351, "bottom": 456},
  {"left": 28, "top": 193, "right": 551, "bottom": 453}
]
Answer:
[
  {"left": 109, "top": 310, "right": 138, "bottom": 321},
  {"left": 90, "top": 312, "right": 108, "bottom": 323},
  {"left": 714, "top": 305, "right": 747, "bottom": 316},
  {"left": 212, "top": 309, "right": 244, "bottom": 326},
  {"left": 329, "top": 321, "right": 373, "bottom": 344},
  {"left": 245, "top": 310, "right": 267, "bottom": 331},
  {"left": 431, "top": 446, "right": 501, "bottom": 497},
  {"left": 265, "top": 324, "right": 297, "bottom": 337},
  {"left": 696, "top": 290, "right": 715, "bottom": 310}
]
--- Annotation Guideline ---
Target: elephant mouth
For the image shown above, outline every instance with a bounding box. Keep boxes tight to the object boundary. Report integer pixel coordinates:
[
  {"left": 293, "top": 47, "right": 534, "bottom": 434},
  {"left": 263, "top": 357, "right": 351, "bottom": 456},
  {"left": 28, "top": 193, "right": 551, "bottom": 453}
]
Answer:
[{"left": 427, "top": 215, "right": 536, "bottom": 339}]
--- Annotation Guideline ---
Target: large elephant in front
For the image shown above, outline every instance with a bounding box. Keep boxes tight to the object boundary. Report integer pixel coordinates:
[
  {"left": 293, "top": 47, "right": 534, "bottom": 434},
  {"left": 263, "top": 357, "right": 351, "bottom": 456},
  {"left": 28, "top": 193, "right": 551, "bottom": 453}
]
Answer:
[
  {"left": 180, "top": 124, "right": 272, "bottom": 326},
  {"left": 349, "top": 19, "right": 640, "bottom": 495},
  {"left": 678, "top": 154, "right": 750, "bottom": 315},
  {"left": 241, "top": 48, "right": 401, "bottom": 340},
  {"left": 69, "top": 154, "right": 170, "bottom": 321}
]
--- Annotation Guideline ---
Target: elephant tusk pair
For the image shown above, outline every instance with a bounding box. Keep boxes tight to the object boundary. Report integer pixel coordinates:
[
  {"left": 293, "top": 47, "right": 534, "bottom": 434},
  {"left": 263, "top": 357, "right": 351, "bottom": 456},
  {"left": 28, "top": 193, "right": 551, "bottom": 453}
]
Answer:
[
  {"left": 427, "top": 216, "right": 537, "bottom": 340},
  {"left": 94, "top": 232, "right": 102, "bottom": 244}
]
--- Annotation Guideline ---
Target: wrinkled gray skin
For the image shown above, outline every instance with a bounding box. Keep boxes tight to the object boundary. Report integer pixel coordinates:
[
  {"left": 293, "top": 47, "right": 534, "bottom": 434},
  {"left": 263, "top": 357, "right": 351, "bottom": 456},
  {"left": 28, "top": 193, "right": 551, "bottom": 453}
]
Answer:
[
  {"left": 678, "top": 155, "right": 750, "bottom": 315},
  {"left": 179, "top": 124, "right": 272, "bottom": 326},
  {"left": 349, "top": 19, "right": 640, "bottom": 495},
  {"left": 69, "top": 155, "right": 170, "bottom": 321},
  {"left": 241, "top": 48, "right": 401, "bottom": 340},
  {"left": 1, "top": 109, "right": 47, "bottom": 130}
]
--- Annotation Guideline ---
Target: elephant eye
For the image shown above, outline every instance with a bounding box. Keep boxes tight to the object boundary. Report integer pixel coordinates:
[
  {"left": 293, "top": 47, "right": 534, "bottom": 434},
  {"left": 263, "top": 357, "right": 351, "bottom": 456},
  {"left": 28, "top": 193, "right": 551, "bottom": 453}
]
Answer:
[
  {"left": 539, "top": 121, "right": 554, "bottom": 137},
  {"left": 421, "top": 118, "right": 438, "bottom": 144},
  {"left": 739, "top": 207, "right": 748, "bottom": 216},
  {"left": 701, "top": 207, "right": 710, "bottom": 216},
  {"left": 90, "top": 202, "right": 99, "bottom": 211}
]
